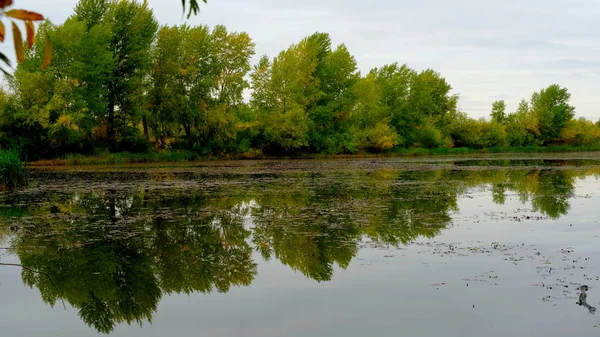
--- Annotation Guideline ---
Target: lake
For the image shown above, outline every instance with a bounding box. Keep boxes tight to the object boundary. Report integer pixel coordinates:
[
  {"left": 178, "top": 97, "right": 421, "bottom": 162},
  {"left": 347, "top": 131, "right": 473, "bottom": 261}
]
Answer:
[{"left": 1, "top": 156, "right": 600, "bottom": 337}]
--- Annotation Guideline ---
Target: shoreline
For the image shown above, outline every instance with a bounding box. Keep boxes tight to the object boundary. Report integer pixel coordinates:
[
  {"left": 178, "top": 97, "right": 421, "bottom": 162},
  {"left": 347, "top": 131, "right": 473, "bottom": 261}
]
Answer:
[{"left": 26, "top": 147, "right": 600, "bottom": 167}]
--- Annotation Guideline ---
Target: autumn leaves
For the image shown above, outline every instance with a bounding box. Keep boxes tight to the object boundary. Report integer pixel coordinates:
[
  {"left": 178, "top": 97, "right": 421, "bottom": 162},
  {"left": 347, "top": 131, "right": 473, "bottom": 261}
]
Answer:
[{"left": 0, "top": 0, "right": 51, "bottom": 71}]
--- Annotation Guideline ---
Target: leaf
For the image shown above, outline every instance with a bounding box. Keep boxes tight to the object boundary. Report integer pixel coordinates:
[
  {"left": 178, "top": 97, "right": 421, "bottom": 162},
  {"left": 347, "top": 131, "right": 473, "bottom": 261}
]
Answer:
[
  {"left": 5, "top": 10, "right": 44, "bottom": 21},
  {"left": 0, "top": 0, "right": 12, "bottom": 9},
  {"left": 0, "top": 21, "right": 4, "bottom": 42},
  {"left": 11, "top": 21, "right": 23, "bottom": 63},
  {"left": 0, "top": 51, "right": 12, "bottom": 77},
  {"left": 0, "top": 51, "right": 11, "bottom": 67},
  {"left": 182, "top": 0, "right": 206, "bottom": 19},
  {"left": 41, "top": 34, "right": 52, "bottom": 70},
  {"left": 25, "top": 20, "right": 34, "bottom": 48}
]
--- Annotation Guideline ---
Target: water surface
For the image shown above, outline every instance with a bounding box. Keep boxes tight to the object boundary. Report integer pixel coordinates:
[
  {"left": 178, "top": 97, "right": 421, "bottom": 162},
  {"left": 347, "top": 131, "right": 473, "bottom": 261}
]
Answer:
[{"left": 1, "top": 157, "right": 600, "bottom": 336}]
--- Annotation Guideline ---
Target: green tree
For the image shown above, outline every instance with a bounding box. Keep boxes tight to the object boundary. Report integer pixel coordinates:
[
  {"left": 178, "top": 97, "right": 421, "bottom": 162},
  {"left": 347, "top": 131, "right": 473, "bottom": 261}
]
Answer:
[
  {"left": 149, "top": 25, "right": 206, "bottom": 147},
  {"left": 199, "top": 25, "right": 254, "bottom": 152},
  {"left": 7, "top": 0, "right": 159, "bottom": 156},
  {"left": 250, "top": 36, "right": 321, "bottom": 153},
  {"left": 350, "top": 74, "right": 399, "bottom": 151},
  {"left": 530, "top": 84, "right": 575, "bottom": 144},
  {"left": 371, "top": 63, "right": 414, "bottom": 146},
  {"left": 505, "top": 99, "right": 539, "bottom": 146},
  {"left": 372, "top": 64, "right": 457, "bottom": 147},
  {"left": 103, "top": 0, "right": 158, "bottom": 149},
  {"left": 490, "top": 100, "right": 506, "bottom": 124},
  {"left": 305, "top": 33, "right": 359, "bottom": 153},
  {"left": 408, "top": 69, "right": 458, "bottom": 131},
  {"left": 149, "top": 24, "right": 254, "bottom": 152},
  {"left": 50, "top": 13, "right": 114, "bottom": 141}
]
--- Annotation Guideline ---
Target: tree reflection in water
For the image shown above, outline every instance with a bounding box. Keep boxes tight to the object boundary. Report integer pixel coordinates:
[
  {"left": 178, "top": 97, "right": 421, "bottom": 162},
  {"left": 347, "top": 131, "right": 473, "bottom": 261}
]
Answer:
[{"left": 0, "top": 166, "right": 595, "bottom": 333}]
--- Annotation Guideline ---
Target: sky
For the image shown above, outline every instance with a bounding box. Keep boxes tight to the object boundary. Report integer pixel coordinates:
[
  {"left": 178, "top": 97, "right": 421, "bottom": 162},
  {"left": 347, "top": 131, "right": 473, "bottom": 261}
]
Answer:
[{"left": 3, "top": 0, "right": 600, "bottom": 120}]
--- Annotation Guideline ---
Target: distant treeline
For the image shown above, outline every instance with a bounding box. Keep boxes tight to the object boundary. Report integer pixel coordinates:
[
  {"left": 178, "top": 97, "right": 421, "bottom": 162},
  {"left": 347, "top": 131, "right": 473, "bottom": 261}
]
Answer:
[{"left": 2, "top": 0, "right": 600, "bottom": 160}]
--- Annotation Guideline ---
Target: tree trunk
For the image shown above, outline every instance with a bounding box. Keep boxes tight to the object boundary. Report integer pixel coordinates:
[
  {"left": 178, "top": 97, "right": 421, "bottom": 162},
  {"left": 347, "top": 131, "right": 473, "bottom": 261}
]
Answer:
[
  {"left": 142, "top": 114, "right": 149, "bottom": 141},
  {"left": 107, "top": 100, "right": 116, "bottom": 149}
]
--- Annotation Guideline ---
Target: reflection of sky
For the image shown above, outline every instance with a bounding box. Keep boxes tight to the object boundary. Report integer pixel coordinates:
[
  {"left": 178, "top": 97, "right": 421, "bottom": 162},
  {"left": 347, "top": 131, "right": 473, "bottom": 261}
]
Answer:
[
  {"left": 448, "top": 176, "right": 600, "bottom": 248},
  {"left": 2, "top": 0, "right": 600, "bottom": 120}
]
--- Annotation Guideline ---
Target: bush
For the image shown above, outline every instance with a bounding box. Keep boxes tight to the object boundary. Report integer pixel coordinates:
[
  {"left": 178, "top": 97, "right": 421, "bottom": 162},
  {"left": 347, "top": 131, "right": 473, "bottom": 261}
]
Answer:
[
  {"left": 0, "top": 149, "right": 27, "bottom": 189},
  {"left": 359, "top": 122, "right": 399, "bottom": 152},
  {"left": 449, "top": 114, "right": 481, "bottom": 148},
  {"left": 449, "top": 115, "right": 507, "bottom": 149},
  {"left": 418, "top": 123, "right": 449, "bottom": 149},
  {"left": 481, "top": 121, "right": 508, "bottom": 148}
]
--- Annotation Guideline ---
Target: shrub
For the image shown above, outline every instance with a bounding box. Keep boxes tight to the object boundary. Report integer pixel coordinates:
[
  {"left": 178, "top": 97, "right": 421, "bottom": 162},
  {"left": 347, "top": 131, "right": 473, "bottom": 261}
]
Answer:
[
  {"left": 418, "top": 123, "right": 448, "bottom": 149},
  {"left": 360, "top": 122, "right": 399, "bottom": 152},
  {"left": 481, "top": 121, "right": 508, "bottom": 148}
]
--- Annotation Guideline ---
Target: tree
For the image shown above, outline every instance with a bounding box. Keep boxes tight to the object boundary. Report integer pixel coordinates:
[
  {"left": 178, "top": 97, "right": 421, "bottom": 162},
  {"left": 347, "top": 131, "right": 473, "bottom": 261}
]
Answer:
[
  {"left": 407, "top": 69, "right": 458, "bottom": 130},
  {"left": 0, "top": 0, "right": 201, "bottom": 73},
  {"left": 250, "top": 36, "right": 321, "bottom": 153},
  {"left": 305, "top": 33, "right": 359, "bottom": 153},
  {"left": 350, "top": 74, "right": 399, "bottom": 151},
  {"left": 148, "top": 25, "right": 189, "bottom": 147},
  {"left": 490, "top": 100, "right": 506, "bottom": 124},
  {"left": 149, "top": 24, "right": 254, "bottom": 152},
  {"left": 371, "top": 63, "right": 414, "bottom": 146},
  {"left": 505, "top": 99, "right": 539, "bottom": 146},
  {"left": 372, "top": 64, "right": 457, "bottom": 147},
  {"left": 530, "top": 84, "right": 575, "bottom": 145},
  {"left": 200, "top": 25, "right": 254, "bottom": 152},
  {"left": 103, "top": 0, "right": 158, "bottom": 149}
]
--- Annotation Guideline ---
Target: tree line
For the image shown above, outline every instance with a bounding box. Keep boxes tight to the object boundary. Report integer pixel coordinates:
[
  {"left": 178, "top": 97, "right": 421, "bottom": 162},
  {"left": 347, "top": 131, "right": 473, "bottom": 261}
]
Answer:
[{"left": 1, "top": 0, "right": 599, "bottom": 160}]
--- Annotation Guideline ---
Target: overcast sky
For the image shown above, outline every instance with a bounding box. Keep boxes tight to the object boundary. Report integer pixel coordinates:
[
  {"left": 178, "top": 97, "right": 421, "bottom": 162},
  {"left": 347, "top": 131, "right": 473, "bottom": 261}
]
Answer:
[{"left": 3, "top": 0, "right": 600, "bottom": 119}]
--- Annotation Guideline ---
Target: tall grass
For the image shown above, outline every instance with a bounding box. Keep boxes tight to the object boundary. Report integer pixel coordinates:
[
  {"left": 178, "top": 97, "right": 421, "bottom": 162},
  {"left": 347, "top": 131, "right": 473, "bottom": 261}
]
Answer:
[{"left": 0, "top": 149, "right": 27, "bottom": 189}]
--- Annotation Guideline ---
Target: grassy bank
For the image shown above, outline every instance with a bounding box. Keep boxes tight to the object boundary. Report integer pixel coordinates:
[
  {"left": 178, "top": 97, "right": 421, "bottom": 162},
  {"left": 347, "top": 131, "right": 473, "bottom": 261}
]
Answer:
[{"left": 26, "top": 145, "right": 600, "bottom": 166}]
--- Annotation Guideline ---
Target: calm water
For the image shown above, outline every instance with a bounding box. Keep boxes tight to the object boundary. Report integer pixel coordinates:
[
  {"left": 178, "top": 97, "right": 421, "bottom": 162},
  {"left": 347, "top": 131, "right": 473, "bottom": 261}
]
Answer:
[{"left": 1, "top": 157, "right": 600, "bottom": 336}]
